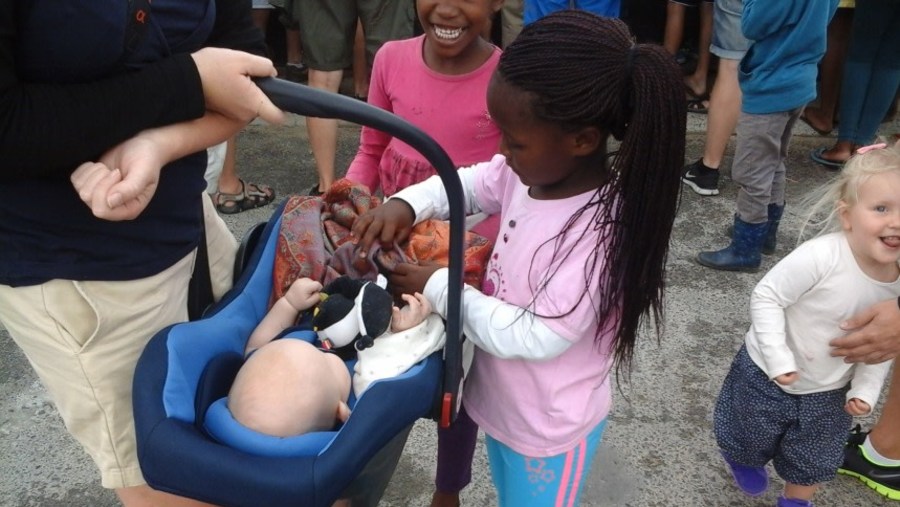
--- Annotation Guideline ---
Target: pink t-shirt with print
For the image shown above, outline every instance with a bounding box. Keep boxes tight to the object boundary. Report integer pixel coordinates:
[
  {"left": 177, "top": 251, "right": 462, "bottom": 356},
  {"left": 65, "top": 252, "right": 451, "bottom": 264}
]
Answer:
[{"left": 463, "top": 155, "right": 616, "bottom": 457}]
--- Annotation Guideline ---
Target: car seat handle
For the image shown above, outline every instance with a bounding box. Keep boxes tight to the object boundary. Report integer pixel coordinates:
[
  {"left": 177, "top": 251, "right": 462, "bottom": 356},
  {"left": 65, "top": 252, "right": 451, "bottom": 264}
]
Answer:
[{"left": 256, "top": 77, "right": 466, "bottom": 426}]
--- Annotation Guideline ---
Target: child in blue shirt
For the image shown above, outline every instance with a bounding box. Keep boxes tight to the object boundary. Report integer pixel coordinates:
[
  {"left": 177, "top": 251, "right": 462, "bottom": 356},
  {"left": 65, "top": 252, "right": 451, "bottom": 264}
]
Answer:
[{"left": 697, "top": 0, "right": 840, "bottom": 272}]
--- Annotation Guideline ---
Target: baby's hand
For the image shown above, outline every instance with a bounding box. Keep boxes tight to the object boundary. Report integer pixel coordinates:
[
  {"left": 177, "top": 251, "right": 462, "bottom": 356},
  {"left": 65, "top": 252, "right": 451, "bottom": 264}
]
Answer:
[
  {"left": 391, "top": 293, "right": 432, "bottom": 332},
  {"left": 845, "top": 398, "right": 871, "bottom": 416},
  {"left": 284, "top": 278, "right": 323, "bottom": 311},
  {"left": 774, "top": 372, "right": 798, "bottom": 385}
]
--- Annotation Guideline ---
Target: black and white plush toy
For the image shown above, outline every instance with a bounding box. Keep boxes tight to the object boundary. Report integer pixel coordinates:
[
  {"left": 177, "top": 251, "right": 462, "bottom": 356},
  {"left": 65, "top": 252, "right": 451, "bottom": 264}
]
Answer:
[{"left": 312, "top": 275, "right": 394, "bottom": 359}]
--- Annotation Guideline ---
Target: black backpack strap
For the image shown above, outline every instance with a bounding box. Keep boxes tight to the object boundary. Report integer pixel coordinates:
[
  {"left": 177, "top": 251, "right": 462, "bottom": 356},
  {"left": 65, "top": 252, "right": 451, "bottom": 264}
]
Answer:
[{"left": 188, "top": 214, "right": 214, "bottom": 321}]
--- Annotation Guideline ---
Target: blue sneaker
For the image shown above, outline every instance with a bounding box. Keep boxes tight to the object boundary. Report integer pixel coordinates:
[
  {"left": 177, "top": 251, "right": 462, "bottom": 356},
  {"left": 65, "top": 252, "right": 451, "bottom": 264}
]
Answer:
[
  {"left": 721, "top": 451, "right": 768, "bottom": 496},
  {"left": 777, "top": 495, "right": 813, "bottom": 507}
]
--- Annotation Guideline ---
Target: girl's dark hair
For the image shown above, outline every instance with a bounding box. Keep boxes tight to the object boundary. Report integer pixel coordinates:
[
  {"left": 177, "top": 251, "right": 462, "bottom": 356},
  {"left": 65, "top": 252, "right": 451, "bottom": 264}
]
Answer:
[{"left": 499, "top": 11, "right": 686, "bottom": 376}]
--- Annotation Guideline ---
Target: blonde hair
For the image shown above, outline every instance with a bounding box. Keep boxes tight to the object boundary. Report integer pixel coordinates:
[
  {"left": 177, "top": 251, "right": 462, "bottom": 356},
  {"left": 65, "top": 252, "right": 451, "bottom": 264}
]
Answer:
[{"left": 798, "top": 141, "right": 900, "bottom": 241}]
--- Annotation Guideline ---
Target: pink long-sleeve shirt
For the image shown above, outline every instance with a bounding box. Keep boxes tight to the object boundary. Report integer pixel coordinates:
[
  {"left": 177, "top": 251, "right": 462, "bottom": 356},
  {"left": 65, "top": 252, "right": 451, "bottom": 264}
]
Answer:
[{"left": 345, "top": 35, "right": 501, "bottom": 198}]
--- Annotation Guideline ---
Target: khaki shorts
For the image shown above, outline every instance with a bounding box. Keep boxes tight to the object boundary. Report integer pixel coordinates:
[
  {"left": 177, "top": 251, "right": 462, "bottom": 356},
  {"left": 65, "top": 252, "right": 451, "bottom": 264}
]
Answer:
[
  {"left": 0, "top": 194, "right": 235, "bottom": 489},
  {"left": 295, "top": 0, "right": 414, "bottom": 71}
]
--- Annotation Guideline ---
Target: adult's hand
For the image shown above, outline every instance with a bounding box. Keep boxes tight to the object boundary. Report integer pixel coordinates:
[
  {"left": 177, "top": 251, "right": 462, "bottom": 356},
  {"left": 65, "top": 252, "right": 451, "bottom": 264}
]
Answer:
[
  {"left": 71, "top": 135, "right": 162, "bottom": 221},
  {"left": 831, "top": 298, "right": 900, "bottom": 364},
  {"left": 190, "top": 47, "right": 284, "bottom": 124}
]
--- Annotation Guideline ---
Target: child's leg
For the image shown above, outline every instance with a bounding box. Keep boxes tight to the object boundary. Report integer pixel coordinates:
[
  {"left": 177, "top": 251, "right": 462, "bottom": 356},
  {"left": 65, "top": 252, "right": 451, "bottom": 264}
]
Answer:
[
  {"left": 769, "top": 108, "right": 802, "bottom": 209},
  {"left": 713, "top": 346, "right": 784, "bottom": 496},
  {"left": 773, "top": 386, "right": 852, "bottom": 504},
  {"left": 432, "top": 406, "right": 479, "bottom": 506},
  {"left": 852, "top": 4, "right": 900, "bottom": 146},
  {"left": 662, "top": 1, "right": 687, "bottom": 56},
  {"left": 782, "top": 483, "right": 820, "bottom": 502},
  {"left": 484, "top": 419, "right": 607, "bottom": 507},
  {"left": 733, "top": 110, "right": 800, "bottom": 225}
]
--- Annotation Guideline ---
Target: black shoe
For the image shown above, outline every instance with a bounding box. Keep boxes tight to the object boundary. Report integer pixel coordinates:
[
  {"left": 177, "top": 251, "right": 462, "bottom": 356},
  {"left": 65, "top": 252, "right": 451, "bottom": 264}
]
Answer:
[
  {"left": 838, "top": 427, "right": 900, "bottom": 500},
  {"left": 846, "top": 424, "right": 868, "bottom": 447},
  {"left": 681, "top": 159, "right": 720, "bottom": 196}
]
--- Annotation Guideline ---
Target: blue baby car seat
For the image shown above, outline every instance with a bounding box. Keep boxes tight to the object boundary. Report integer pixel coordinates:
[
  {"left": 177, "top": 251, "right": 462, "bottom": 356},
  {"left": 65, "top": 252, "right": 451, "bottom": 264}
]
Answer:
[{"left": 132, "top": 78, "right": 468, "bottom": 507}]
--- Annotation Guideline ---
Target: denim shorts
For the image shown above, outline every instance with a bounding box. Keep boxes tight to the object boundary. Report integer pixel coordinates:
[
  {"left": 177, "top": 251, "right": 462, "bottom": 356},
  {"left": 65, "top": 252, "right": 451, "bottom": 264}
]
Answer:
[{"left": 711, "top": 0, "right": 750, "bottom": 60}]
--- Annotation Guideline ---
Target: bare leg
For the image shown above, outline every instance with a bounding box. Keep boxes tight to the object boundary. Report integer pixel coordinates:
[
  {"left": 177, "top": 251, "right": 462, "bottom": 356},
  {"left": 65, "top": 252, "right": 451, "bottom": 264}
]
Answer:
[
  {"left": 702, "top": 58, "right": 742, "bottom": 169},
  {"left": 286, "top": 28, "right": 303, "bottom": 66},
  {"left": 663, "top": 1, "right": 686, "bottom": 56},
  {"left": 430, "top": 491, "right": 461, "bottom": 507},
  {"left": 869, "top": 364, "right": 900, "bottom": 459},
  {"left": 215, "top": 136, "right": 241, "bottom": 195},
  {"left": 306, "top": 69, "right": 343, "bottom": 194},
  {"left": 684, "top": 1, "right": 714, "bottom": 98},
  {"left": 802, "top": 8, "right": 853, "bottom": 135},
  {"left": 352, "top": 21, "right": 369, "bottom": 99},
  {"left": 782, "top": 483, "right": 819, "bottom": 503},
  {"left": 116, "top": 484, "right": 218, "bottom": 507},
  {"left": 251, "top": 9, "right": 270, "bottom": 36}
]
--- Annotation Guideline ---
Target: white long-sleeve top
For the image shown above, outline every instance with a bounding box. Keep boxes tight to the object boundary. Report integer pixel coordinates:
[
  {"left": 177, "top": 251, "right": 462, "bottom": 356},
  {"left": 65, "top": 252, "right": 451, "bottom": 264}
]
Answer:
[
  {"left": 391, "top": 155, "right": 614, "bottom": 456},
  {"left": 746, "top": 232, "right": 899, "bottom": 410}
]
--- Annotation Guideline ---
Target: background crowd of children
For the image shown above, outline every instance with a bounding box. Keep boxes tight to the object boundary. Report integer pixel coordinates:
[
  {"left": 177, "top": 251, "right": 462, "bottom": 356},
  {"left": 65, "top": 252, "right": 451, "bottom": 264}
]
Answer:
[{"left": 3, "top": 1, "right": 900, "bottom": 507}]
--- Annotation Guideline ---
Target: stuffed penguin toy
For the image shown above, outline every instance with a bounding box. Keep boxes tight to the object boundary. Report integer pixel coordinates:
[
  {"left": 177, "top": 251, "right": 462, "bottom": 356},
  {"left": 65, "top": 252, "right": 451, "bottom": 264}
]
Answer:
[{"left": 313, "top": 275, "right": 394, "bottom": 360}]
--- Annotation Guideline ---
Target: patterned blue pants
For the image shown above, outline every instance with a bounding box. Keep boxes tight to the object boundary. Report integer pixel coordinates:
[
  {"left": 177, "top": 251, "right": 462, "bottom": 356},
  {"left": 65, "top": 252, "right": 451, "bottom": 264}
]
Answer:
[{"left": 714, "top": 345, "right": 851, "bottom": 485}]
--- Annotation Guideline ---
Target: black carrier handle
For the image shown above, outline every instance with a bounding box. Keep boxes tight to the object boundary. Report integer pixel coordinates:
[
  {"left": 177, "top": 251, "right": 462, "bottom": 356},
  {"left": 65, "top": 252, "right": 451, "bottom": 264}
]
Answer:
[{"left": 256, "top": 77, "right": 465, "bottom": 427}]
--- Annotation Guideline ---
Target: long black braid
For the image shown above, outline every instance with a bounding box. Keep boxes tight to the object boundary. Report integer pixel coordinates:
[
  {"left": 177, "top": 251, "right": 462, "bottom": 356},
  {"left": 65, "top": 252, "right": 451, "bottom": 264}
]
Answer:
[{"left": 500, "top": 12, "right": 686, "bottom": 377}]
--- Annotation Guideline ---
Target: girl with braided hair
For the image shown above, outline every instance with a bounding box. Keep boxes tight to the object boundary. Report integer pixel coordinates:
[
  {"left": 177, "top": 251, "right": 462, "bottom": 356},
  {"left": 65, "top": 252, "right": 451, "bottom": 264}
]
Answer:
[{"left": 352, "top": 10, "right": 686, "bottom": 506}]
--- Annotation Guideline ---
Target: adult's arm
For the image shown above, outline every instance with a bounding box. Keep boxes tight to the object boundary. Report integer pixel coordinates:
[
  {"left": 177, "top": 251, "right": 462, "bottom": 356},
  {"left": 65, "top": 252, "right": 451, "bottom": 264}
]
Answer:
[
  {"left": 832, "top": 298, "right": 900, "bottom": 364},
  {"left": 0, "top": 2, "right": 204, "bottom": 180},
  {"left": 0, "top": 0, "right": 277, "bottom": 182}
]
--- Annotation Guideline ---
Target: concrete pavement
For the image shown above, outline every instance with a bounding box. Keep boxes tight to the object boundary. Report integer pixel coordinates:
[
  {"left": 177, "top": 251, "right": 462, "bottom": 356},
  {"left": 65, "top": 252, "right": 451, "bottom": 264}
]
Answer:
[{"left": 2, "top": 111, "right": 898, "bottom": 506}]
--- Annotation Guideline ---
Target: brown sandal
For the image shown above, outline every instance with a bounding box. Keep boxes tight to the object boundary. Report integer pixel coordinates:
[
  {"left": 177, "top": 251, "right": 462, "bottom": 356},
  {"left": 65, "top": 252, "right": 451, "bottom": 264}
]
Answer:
[{"left": 213, "top": 179, "right": 275, "bottom": 214}]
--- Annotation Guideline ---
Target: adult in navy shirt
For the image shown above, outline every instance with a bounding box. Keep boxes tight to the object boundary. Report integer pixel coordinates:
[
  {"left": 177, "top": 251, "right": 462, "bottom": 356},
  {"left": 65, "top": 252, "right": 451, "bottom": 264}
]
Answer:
[{"left": 0, "top": 0, "right": 282, "bottom": 504}]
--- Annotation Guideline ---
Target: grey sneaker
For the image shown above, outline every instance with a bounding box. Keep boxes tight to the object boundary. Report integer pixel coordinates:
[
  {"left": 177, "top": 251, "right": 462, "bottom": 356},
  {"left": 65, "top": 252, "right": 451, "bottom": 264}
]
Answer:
[{"left": 681, "top": 159, "right": 720, "bottom": 196}]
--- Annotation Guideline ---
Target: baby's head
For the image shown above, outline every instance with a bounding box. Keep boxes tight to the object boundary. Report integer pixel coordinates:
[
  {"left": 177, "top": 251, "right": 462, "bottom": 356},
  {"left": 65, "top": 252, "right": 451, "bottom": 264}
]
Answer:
[{"left": 228, "top": 340, "right": 351, "bottom": 437}]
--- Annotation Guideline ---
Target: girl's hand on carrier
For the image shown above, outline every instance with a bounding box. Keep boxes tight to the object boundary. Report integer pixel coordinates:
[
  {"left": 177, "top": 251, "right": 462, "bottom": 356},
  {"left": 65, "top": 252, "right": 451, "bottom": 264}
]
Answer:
[
  {"left": 774, "top": 372, "right": 798, "bottom": 385},
  {"left": 845, "top": 398, "right": 871, "bottom": 416},
  {"left": 387, "top": 262, "right": 442, "bottom": 299},
  {"left": 351, "top": 199, "right": 416, "bottom": 257}
]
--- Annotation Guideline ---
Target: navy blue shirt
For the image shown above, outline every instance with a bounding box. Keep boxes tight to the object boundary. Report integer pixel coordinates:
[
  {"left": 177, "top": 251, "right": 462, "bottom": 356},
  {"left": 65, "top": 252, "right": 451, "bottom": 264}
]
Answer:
[{"left": 0, "top": 0, "right": 265, "bottom": 285}]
